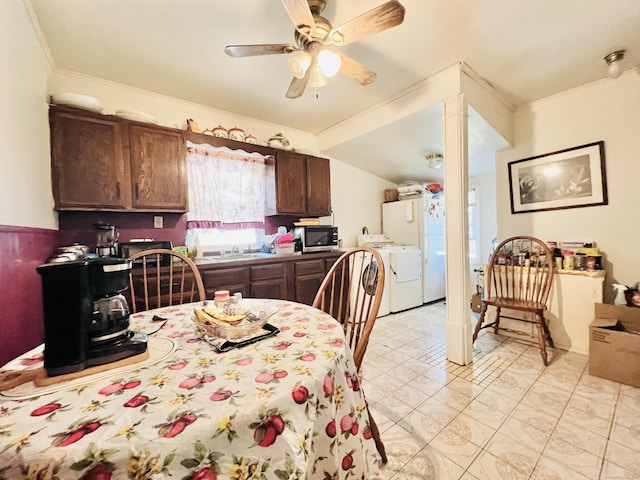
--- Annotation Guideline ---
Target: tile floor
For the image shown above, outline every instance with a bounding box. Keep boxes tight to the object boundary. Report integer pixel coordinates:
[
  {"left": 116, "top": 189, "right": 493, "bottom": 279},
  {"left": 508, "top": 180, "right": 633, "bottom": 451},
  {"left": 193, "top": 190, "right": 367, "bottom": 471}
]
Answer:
[{"left": 362, "top": 301, "right": 640, "bottom": 480}]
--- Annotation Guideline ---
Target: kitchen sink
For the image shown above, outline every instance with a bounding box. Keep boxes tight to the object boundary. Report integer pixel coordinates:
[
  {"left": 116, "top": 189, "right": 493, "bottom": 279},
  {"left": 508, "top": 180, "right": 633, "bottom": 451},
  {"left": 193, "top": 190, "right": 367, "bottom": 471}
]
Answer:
[{"left": 196, "top": 252, "right": 274, "bottom": 264}]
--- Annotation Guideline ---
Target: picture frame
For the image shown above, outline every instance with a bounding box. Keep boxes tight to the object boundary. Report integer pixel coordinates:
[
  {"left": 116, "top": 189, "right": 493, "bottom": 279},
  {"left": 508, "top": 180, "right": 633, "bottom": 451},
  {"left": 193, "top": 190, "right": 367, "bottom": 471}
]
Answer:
[{"left": 508, "top": 141, "right": 608, "bottom": 214}]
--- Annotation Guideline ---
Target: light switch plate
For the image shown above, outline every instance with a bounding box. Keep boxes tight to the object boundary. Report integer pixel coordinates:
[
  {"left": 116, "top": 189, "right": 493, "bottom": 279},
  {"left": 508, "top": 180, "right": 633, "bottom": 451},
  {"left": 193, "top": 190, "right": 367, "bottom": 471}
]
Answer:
[{"left": 153, "top": 216, "right": 163, "bottom": 228}]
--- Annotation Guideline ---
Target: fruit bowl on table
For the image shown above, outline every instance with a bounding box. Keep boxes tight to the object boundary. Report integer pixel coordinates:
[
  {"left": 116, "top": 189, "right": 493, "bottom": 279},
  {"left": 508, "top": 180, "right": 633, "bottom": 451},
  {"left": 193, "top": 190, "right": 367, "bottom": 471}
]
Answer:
[{"left": 192, "top": 302, "right": 277, "bottom": 340}]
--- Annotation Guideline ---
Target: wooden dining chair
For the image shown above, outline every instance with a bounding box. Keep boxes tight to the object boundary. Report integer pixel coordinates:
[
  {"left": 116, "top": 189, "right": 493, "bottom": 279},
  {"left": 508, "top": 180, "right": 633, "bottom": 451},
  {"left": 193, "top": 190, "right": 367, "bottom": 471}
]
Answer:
[
  {"left": 127, "top": 248, "right": 206, "bottom": 313},
  {"left": 312, "top": 246, "right": 388, "bottom": 463},
  {"left": 472, "top": 236, "right": 555, "bottom": 365}
]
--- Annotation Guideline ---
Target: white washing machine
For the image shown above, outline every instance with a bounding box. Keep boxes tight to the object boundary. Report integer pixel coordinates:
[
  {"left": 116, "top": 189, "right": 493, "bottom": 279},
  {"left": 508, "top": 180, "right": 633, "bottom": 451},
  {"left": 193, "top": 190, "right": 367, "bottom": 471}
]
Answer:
[
  {"left": 386, "top": 245, "right": 423, "bottom": 312},
  {"left": 357, "top": 234, "right": 422, "bottom": 314},
  {"left": 350, "top": 245, "right": 390, "bottom": 318}
]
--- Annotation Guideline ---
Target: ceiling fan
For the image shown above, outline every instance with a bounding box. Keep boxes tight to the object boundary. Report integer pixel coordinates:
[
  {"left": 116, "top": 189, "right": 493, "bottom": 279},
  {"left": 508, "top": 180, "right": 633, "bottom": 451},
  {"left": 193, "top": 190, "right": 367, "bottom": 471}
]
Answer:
[{"left": 224, "top": 0, "right": 406, "bottom": 99}]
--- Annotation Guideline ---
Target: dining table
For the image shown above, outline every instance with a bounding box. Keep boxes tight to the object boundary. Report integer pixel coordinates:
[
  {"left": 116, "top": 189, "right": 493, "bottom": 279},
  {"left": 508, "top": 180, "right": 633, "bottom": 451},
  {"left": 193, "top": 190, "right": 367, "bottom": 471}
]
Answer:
[{"left": 0, "top": 298, "right": 381, "bottom": 480}]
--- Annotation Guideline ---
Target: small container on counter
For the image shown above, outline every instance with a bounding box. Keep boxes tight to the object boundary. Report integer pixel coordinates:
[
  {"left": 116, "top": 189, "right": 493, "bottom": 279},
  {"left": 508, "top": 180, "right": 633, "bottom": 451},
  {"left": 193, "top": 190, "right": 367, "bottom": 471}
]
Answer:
[
  {"left": 574, "top": 254, "right": 588, "bottom": 271},
  {"left": 563, "top": 255, "right": 574, "bottom": 270},
  {"left": 214, "top": 290, "right": 230, "bottom": 308}
]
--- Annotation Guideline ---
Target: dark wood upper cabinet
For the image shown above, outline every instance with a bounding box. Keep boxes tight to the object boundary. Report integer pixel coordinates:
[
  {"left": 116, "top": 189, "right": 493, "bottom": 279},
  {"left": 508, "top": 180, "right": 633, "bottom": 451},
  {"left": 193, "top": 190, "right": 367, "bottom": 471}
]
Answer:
[
  {"left": 51, "top": 109, "right": 129, "bottom": 210},
  {"left": 273, "top": 151, "right": 331, "bottom": 217},
  {"left": 129, "top": 124, "right": 187, "bottom": 211},
  {"left": 49, "top": 106, "right": 187, "bottom": 212},
  {"left": 305, "top": 155, "right": 331, "bottom": 216},
  {"left": 274, "top": 150, "right": 307, "bottom": 215}
]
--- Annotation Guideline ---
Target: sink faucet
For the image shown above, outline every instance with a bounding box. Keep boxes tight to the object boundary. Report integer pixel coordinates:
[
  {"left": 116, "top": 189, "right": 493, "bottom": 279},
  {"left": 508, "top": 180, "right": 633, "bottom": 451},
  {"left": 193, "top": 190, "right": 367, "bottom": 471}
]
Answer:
[{"left": 231, "top": 245, "right": 241, "bottom": 254}]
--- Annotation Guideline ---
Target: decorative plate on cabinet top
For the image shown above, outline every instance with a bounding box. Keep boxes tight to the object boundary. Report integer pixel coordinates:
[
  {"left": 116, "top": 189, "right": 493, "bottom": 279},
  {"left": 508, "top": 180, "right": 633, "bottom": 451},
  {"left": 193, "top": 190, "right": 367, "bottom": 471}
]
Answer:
[
  {"left": 50, "top": 92, "right": 103, "bottom": 113},
  {"left": 114, "top": 109, "right": 157, "bottom": 124}
]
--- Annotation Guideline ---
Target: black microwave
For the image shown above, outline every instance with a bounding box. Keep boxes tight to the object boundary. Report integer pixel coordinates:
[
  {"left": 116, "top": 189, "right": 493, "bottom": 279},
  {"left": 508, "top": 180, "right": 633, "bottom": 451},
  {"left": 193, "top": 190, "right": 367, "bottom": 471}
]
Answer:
[
  {"left": 119, "top": 240, "right": 173, "bottom": 267},
  {"left": 293, "top": 225, "right": 339, "bottom": 253}
]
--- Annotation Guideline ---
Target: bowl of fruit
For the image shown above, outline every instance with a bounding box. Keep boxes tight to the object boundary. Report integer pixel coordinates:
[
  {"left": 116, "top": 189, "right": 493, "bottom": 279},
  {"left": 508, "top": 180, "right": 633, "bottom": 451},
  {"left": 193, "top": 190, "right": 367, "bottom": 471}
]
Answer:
[{"left": 193, "top": 301, "right": 276, "bottom": 340}]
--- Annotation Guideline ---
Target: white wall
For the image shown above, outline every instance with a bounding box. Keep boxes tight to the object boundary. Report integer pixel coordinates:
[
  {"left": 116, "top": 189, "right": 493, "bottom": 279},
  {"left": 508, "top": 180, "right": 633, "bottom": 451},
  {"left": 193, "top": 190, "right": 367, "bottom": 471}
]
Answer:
[
  {"left": 49, "top": 70, "right": 318, "bottom": 153},
  {"left": 469, "top": 172, "right": 497, "bottom": 269},
  {"left": 320, "top": 159, "right": 396, "bottom": 248},
  {"left": 495, "top": 71, "right": 640, "bottom": 302},
  {"left": 1, "top": 0, "right": 55, "bottom": 229}
]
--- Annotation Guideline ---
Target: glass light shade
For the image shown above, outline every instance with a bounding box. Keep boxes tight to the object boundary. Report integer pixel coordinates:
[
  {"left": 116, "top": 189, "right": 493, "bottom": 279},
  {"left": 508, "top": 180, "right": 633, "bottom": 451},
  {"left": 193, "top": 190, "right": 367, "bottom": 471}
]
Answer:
[
  {"left": 318, "top": 49, "right": 341, "bottom": 77},
  {"left": 307, "top": 64, "right": 328, "bottom": 88},
  {"left": 608, "top": 61, "right": 622, "bottom": 79},
  {"left": 288, "top": 51, "right": 312, "bottom": 79}
]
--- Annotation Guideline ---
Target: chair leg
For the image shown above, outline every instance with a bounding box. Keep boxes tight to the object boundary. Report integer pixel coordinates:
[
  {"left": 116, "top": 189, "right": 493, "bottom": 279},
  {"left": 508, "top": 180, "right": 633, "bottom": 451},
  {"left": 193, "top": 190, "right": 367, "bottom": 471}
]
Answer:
[
  {"left": 472, "top": 304, "right": 488, "bottom": 342},
  {"left": 541, "top": 317, "right": 554, "bottom": 348},
  {"left": 493, "top": 307, "right": 502, "bottom": 335},
  {"left": 366, "top": 401, "right": 387, "bottom": 464},
  {"left": 535, "top": 313, "right": 549, "bottom": 366}
]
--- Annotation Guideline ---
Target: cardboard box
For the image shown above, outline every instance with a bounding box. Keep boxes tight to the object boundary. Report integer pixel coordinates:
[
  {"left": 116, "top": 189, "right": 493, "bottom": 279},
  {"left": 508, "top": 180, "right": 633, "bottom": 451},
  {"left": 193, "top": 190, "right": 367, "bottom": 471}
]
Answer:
[{"left": 589, "top": 303, "right": 640, "bottom": 387}]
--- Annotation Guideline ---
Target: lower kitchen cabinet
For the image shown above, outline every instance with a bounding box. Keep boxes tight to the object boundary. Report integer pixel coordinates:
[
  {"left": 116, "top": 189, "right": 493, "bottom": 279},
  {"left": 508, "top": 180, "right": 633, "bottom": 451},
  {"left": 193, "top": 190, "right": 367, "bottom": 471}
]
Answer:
[
  {"left": 196, "top": 252, "right": 343, "bottom": 305},
  {"left": 293, "top": 258, "right": 331, "bottom": 306},
  {"left": 200, "top": 266, "right": 250, "bottom": 299},
  {"left": 249, "top": 262, "right": 287, "bottom": 299}
]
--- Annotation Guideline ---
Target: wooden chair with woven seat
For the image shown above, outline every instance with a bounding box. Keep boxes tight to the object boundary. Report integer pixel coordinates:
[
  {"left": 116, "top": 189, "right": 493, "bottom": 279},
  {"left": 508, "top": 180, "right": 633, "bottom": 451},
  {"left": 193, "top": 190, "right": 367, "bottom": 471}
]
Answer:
[
  {"left": 127, "top": 248, "right": 206, "bottom": 313},
  {"left": 472, "top": 236, "right": 555, "bottom": 365},
  {"left": 312, "top": 246, "right": 388, "bottom": 463}
]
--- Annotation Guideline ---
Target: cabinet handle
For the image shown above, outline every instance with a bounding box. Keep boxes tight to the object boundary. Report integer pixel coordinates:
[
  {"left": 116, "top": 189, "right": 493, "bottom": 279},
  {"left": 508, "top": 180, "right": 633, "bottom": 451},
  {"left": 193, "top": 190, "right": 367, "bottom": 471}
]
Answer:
[
  {"left": 135, "top": 183, "right": 139, "bottom": 200},
  {"left": 116, "top": 182, "right": 120, "bottom": 199}
]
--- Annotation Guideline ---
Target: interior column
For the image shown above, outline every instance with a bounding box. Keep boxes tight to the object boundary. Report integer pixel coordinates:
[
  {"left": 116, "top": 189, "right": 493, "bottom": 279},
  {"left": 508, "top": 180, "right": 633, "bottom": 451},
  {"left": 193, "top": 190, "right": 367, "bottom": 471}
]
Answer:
[{"left": 443, "top": 94, "right": 473, "bottom": 366}]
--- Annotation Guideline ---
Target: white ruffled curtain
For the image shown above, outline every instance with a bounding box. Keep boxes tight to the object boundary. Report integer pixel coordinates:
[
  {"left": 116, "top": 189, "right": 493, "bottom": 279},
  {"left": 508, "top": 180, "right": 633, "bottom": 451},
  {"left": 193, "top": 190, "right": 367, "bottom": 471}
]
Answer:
[{"left": 186, "top": 142, "right": 271, "bottom": 230}]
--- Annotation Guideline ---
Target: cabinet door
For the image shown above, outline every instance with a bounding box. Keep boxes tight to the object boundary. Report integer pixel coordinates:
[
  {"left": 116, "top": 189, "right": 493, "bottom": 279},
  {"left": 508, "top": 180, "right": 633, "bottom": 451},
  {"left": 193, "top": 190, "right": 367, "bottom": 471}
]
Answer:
[
  {"left": 129, "top": 124, "right": 187, "bottom": 211},
  {"left": 275, "top": 151, "right": 306, "bottom": 215},
  {"left": 305, "top": 155, "right": 331, "bottom": 216},
  {"left": 200, "top": 266, "right": 250, "bottom": 298},
  {"left": 293, "top": 258, "right": 327, "bottom": 305},
  {"left": 250, "top": 263, "right": 287, "bottom": 299},
  {"left": 50, "top": 110, "right": 128, "bottom": 210}
]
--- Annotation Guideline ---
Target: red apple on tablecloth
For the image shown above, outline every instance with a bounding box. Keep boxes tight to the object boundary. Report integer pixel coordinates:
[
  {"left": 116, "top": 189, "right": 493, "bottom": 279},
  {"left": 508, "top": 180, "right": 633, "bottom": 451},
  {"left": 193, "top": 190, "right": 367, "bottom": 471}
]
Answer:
[
  {"left": 31, "top": 402, "right": 62, "bottom": 416},
  {"left": 169, "top": 360, "right": 187, "bottom": 370},
  {"left": 274, "top": 370, "right": 288, "bottom": 379},
  {"left": 255, "top": 372, "right": 275, "bottom": 383},
  {"left": 299, "top": 353, "right": 315, "bottom": 362},
  {"left": 325, "top": 419, "right": 337, "bottom": 438},
  {"left": 123, "top": 395, "right": 149, "bottom": 408},
  {"left": 210, "top": 389, "right": 233, "bottom": 401},
  {"left": 291, "top": 385, "right": 309, "bottom": 404},
  {"left": 84, "top": 463, "right": 112, "bottom": 480},
  {"left": 341, "top": 453, "right": 354, "bottom": 470},
  {"left": 192, "top": 467, "right": 217, "bottom": 480},
  {"left": 98, "top": 382, "right": 125, "bottom": 396},
  {"left": 235, "top": 357, "right": 252, "bottom": 365},
  {"left": 323, "top": 374, "right": 334, "bottom": 394},
  {"left": 179, "top": 377, "right": 202, "bottom": 389},
  {"left": 340, "top": 414, "right": 354, "bottom": 432}
]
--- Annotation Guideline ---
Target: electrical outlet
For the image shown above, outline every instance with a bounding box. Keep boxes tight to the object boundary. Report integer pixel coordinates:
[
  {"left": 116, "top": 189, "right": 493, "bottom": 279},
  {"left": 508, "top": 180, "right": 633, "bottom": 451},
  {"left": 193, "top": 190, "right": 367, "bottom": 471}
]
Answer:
[{"left": 153, "top": 216, "right": 163, "bottom": 229}]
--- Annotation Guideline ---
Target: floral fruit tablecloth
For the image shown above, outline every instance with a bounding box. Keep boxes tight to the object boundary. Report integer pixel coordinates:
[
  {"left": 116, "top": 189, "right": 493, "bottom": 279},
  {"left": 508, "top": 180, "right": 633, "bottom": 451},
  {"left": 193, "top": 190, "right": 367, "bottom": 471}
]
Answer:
[{"left": 0, "top": 299, "right": 380, "bottom": 480}]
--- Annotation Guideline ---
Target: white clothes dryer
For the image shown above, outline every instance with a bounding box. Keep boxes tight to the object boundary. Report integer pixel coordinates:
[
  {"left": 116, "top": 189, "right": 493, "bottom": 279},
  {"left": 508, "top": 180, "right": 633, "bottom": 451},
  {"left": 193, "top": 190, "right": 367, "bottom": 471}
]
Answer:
[
  {"left": 357, "top": 234, "right": 422, "bottom": 314},
  {"left": 354, "top": 237, "right": 391, "bottom": 317}
]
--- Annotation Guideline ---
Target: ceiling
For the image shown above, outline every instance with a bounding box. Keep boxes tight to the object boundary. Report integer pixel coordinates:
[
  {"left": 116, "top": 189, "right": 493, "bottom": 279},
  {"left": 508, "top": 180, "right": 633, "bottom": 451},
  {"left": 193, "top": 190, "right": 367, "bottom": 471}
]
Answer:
[{"left": 29, "top": 0, "right": 640, "bottom": 184}]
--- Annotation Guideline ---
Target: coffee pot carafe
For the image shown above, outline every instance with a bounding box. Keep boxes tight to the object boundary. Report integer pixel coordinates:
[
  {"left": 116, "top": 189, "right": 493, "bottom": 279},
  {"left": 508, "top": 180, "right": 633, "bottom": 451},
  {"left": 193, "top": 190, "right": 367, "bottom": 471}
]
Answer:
[{"left": 94, "top": 223, "right": 119, "bottom": 257}]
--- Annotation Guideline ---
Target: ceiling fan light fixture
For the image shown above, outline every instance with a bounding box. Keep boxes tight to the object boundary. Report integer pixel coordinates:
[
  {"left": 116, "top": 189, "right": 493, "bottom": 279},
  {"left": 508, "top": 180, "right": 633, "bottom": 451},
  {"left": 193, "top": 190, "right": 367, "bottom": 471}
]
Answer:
[
  {"left": 308, "top": 64, "right": 328, "bottom": 87},
  {"left": 318, "top": 49, "right": 341, "bottom": 77},
  {"left": 288, "top": 51, "right": 312, "bottom": 79},
  {"left": 604, "top": 49, "right": 625, "bottom": 79},
  {"left": 425, "top": 153, "right": 444, "bottom": 169}
]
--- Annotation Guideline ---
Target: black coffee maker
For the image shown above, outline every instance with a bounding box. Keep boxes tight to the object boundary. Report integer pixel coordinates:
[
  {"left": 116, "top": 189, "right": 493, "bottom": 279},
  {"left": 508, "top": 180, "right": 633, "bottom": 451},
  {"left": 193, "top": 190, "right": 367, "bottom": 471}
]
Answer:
[{"left": 37, "top": 257, "right": 148, "bottom": 377}]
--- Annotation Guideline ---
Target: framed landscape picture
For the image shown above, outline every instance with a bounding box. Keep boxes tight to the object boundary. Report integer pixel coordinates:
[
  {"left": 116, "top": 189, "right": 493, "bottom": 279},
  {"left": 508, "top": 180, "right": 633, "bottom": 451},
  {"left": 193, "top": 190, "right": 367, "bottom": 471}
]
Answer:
[{"left": 508, "top": 141, "right": 608, "bottom": 214}]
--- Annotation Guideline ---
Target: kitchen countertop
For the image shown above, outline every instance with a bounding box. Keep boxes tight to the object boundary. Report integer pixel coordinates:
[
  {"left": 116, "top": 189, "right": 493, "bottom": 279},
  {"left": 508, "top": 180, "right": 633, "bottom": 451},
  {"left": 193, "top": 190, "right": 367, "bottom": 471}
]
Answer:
[{"left": 193, "top": 250, "right": 344, "bottom": 266}]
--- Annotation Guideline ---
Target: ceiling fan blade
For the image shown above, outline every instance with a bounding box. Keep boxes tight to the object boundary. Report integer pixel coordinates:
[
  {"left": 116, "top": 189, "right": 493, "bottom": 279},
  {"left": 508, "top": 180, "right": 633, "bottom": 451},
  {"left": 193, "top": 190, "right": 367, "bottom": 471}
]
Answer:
[
  {"left": 286, "top": 71, "right": 310, "bottom": 99},
  {"left": 280, "top": 0, "right": 316, "bottom": 37},
  {"left": 336, "top": 51, "right": 377, "bottom": 86},
  {"left": 328, "top": 0, "right": 406, "bottom": 46},
  {"left": 225, "top": 44, "right": 296, "bottom": 57}
]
